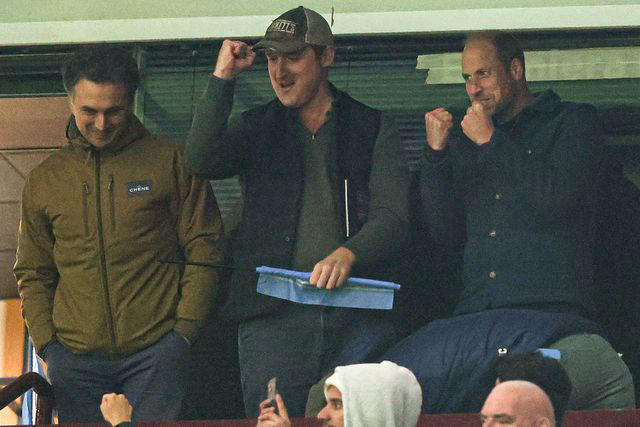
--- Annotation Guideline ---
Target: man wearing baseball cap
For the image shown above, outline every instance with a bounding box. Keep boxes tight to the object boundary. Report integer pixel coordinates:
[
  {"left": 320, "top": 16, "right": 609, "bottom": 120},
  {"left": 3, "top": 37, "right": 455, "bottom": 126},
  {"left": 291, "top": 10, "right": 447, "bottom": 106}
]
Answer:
[{"left": 185, "top": 5, "right": 410, "bottom": 418}]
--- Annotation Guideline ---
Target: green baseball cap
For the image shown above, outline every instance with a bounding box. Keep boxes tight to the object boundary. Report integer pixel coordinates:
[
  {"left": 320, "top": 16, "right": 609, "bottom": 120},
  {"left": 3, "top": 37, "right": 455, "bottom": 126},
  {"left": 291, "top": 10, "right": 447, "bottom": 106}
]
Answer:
[{"left": 253, "top": 6, "right": 333, "bottom": 53}]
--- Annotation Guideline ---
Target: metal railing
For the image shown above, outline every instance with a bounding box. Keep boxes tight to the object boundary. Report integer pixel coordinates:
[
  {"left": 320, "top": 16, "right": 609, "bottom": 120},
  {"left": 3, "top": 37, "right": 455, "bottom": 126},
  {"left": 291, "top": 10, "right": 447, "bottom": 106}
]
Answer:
[{"left": 0, "top": 372, "right": 54, "bottom": 424}]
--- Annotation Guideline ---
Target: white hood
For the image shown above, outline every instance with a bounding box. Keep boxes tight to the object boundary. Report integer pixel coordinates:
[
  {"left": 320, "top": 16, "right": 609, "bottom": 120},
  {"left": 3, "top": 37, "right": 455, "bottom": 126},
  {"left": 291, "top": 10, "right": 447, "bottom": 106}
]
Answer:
[{"left": 324, "top": 361, "right": 422, "bottom": 427}]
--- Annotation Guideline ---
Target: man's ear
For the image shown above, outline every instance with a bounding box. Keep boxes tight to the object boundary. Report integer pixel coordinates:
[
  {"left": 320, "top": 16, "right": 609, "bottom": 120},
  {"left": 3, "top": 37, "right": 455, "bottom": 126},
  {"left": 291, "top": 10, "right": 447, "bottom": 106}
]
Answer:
[
  {"left": 510, "top": 57, "right": 524, "bottom": 81},
  {"left": 321, "top": 46, "right": 336, "bottom": 67},
  {"left": 68, "top": 94, "right": 75, "bottom": 113},
  {"left": 534, "top": 416, "right": 552, "bottom": 427}
]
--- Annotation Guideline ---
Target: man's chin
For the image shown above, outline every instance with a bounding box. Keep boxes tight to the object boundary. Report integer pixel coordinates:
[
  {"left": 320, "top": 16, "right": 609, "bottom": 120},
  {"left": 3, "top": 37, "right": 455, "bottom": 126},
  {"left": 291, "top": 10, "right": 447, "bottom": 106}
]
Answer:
[
  {"left": 477, "top": 101, "right": 497, "bottom": 115},
  {"left": 276, "top": 94, "right": 299, "bottom": 108},
  {"left": 88, "top": 135, "right": 113, "bottom": 148}
]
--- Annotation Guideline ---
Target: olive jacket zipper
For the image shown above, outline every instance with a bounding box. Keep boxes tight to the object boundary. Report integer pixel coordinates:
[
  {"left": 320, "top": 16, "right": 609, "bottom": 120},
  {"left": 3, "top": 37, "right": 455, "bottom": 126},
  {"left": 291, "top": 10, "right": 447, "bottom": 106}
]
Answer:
[{"left": 93, "top": 151, "right": 117, "bottom": 349}]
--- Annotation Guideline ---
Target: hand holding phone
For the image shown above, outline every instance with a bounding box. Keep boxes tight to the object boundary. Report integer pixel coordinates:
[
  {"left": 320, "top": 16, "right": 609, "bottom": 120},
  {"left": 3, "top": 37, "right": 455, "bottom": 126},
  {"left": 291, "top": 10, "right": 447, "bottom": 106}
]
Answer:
[
  {"left": 257, "top": 386, "right": 291, "bottom": 427},
  {"left": 267, "top": 377, "right": 279, "bottom": 415}
]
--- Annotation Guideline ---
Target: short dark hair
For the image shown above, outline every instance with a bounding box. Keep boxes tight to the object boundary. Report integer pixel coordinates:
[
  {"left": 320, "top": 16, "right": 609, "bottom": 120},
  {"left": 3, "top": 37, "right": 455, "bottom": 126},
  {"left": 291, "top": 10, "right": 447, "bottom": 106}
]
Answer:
[
  {"left": 493, "top": 352, "right": 572, "bottom": 425},
  {"left": 62, "top": 45, "right": 139, "bottom": 102},
  {"left": 465, "top": 31, "right": 525, "bottom": 73}
]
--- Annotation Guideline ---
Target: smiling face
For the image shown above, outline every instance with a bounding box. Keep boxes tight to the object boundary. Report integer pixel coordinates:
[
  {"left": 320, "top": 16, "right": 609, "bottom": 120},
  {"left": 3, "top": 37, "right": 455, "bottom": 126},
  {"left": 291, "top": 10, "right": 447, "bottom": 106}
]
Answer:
[
  {"left": 317, "top": 385, "right": 344, "bottom": 427},
  {"left": 462, "top": 39, "right": 518, "bottom": 120},
  {"left": 266, "top": 45, "right": 334, "bottom": 111},
  {"left": 69, "top": 79, "right": 130, "bottom": 149}
]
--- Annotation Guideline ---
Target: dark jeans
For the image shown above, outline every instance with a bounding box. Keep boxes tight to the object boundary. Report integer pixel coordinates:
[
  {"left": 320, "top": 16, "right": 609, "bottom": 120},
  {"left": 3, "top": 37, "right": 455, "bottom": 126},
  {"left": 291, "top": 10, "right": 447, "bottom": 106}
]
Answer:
[
  {"left": 45, "top": 330, "right": 189, "bottom": 423},
  {"left": 238, "top": 303, "right": 395, "bottom": 418}
]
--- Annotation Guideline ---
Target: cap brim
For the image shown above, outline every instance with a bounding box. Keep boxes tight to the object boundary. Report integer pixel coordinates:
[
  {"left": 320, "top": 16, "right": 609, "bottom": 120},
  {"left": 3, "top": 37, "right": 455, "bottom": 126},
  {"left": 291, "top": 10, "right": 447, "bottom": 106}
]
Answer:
[{"left": 253, "top": 38, "right": 309, "bottom": 53}]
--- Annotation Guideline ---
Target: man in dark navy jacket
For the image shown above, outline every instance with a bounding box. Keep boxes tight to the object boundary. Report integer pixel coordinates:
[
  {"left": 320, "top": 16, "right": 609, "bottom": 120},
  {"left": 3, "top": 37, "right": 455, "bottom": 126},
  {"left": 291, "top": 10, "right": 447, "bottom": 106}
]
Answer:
[
  {"left": 404, "top": 31, "right": 635, "bottom": 412},
  {"left": 421, "top": 31, "right": 601, "bottom": 316}
]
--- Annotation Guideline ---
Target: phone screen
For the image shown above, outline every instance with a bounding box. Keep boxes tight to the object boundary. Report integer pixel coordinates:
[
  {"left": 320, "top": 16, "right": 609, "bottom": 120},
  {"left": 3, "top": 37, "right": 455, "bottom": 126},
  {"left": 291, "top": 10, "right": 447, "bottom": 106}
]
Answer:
[
  {"left": 267, "top": 377, "right": 278, "bottom": 414},
  {"left": 267, "top": 377, "right": 277, "bottom": 400}
]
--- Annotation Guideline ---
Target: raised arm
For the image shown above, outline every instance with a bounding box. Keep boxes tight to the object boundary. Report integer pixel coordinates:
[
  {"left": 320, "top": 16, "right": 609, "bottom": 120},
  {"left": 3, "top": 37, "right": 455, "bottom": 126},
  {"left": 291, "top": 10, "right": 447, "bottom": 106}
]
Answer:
[
  {"left": 419, "top": 108, "right": 467, "bottom": 251},
  {"left": 185, "top": 40, "right": 256, "bottom": 179}
]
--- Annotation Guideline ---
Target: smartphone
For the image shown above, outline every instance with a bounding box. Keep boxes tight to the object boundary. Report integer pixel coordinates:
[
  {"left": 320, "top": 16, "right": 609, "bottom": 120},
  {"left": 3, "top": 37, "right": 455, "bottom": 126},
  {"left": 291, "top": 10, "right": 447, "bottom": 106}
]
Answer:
[{"left": 266, "top": 377, "right": 278, "bottom": 415}]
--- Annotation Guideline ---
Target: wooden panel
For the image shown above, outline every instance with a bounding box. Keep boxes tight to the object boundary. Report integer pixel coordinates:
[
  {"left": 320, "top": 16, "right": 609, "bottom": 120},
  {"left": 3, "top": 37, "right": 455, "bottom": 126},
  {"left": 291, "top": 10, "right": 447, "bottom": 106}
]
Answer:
[
  {"left": 0, "top": 96, "right": 67, "bottom": 300},
  {"left": 0, "top": 97, "right": 68, "bottom": 149},
  {"left": 0, "top": 150, "right": 56, "bottom": 300},
  {"left": 0, "top": 299, "right": 23, "bottom": 424},
  {"left": 1, "top": 299, "right": 24, "bottom": 377}
]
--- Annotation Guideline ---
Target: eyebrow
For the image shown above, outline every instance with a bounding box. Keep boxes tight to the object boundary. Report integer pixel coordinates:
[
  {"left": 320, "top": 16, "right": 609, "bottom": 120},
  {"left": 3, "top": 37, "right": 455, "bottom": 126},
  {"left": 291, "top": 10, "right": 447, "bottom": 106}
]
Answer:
[
  {"left": 492, "top": 413, "right": 516, "bottom": 423},
  {"left": 462, "top": 68, "right": 491, "bottom": 80},
  {"left": 80, "top": 106, "right": 124, "bottom": 114}
]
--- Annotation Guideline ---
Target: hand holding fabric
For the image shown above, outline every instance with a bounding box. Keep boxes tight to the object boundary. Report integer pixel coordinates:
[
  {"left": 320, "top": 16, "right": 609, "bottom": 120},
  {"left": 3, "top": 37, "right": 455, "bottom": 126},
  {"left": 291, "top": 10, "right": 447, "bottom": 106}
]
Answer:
[{"left": 310, "top": 247, "right": 356, "bottom": 290}]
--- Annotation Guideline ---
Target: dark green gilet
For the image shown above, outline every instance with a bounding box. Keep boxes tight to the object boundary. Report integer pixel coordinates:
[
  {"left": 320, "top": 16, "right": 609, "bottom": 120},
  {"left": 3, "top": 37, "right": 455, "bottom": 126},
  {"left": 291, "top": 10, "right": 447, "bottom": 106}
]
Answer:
[{"left": 221, "top": 87, "right": 382, "bottom": 321}]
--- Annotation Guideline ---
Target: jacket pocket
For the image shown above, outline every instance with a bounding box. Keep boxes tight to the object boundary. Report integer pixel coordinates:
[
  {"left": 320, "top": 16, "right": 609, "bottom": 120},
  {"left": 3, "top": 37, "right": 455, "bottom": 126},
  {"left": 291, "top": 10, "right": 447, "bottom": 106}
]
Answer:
[{"left": 82, "top": 182, "right": 90, "bottom": 238}]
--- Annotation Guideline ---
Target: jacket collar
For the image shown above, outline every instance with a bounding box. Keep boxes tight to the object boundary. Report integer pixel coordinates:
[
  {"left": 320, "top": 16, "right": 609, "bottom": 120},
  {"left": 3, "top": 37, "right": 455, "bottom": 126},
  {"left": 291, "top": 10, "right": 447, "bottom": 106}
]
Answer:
[
  {"left": 66, "top": 113, "right": 148, "bottom": 156},
  {"left": 498, "top": 90, "right": 561, "bottom": 131},
  {"left": 523, "top": 89, "right": 561, "bottom": 114}
]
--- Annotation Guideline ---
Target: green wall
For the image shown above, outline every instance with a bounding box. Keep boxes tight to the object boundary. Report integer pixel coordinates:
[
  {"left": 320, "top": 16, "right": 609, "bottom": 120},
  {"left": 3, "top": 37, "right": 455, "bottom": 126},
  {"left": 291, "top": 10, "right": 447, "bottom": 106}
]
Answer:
[{"left": 1, "top": 0, "right": 638, "bottom": 22}]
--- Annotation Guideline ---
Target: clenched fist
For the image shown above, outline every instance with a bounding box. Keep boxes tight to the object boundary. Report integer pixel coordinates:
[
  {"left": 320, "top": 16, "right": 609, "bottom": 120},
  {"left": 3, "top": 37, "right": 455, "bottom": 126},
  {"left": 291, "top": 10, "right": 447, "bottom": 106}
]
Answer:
[
  {"left": 425, "top": 108, "right": 453, "bottom": 151},
  {"left": 213, "top": 39, "right": 257, "bottom": 80},
  {"left": 461, "top": 102, "right": 494, "bottom": 145},
  {"left": 100, "top": 393, "right": 132, "bottom": 426}
]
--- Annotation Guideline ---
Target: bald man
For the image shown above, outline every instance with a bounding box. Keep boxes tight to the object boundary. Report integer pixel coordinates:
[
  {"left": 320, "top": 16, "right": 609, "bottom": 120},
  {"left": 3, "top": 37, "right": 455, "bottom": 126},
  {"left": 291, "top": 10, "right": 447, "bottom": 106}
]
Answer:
[{"left": 481, "top": 380, "right": 555, "bottom": 427}]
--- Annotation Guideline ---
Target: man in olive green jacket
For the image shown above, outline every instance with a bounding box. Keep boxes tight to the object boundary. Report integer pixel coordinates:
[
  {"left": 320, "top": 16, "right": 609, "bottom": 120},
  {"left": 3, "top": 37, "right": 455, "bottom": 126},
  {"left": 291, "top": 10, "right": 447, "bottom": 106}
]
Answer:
[{"left": 14, "top": 46, "right": 222, "bottom": 422}]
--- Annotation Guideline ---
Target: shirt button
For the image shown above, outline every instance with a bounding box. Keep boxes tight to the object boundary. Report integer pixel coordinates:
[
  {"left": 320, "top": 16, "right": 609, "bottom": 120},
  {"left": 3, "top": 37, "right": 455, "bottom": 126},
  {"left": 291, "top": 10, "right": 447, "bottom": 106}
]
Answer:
[
  {"left": 489, "top": 230, "right": 497, "bottom": 238},
  {"left": 526, "top": 149, "right": 533, "bottom": 155},
  {"left": 284, "top": 236, "right": 291, "bottom": 242},
  {"left": 489, "top": 271, "right": 497, "bottom": 279},
  {"left": 495, "top": 193, "right": 502, "bottom": 200}
]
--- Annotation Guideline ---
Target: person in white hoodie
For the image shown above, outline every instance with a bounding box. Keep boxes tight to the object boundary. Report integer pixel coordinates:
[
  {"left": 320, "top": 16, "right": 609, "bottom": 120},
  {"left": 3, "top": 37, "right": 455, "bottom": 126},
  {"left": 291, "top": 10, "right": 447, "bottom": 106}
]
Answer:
[{"left": 257, "top": 361, "right": 422, "bottom": 427}]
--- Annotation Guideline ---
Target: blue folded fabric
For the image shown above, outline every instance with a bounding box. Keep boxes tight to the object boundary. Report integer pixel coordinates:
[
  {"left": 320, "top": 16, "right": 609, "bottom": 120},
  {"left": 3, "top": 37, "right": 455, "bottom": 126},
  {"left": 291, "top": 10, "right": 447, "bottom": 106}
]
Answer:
[
  {"left": 256, "top": 266, "right": 400, "bottom": 310},
  {"left": 536, "top": 348, "right": 562, "bottom": 360}
]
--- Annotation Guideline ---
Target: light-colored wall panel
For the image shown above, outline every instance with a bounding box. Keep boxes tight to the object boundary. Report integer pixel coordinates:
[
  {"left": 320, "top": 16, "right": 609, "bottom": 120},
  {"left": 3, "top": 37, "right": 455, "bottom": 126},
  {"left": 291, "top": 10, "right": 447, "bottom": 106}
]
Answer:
[
  {"left": 0, "top": 1, "right": 638, "bottom": 45},
  {"left": 3, "top": 0, "right": 640, "bottom": 22},
  {"left": 418, "top": 47, "right": 640, "bottom": 84}
]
